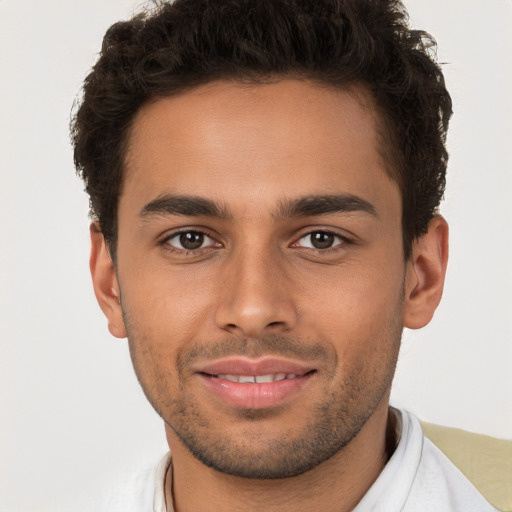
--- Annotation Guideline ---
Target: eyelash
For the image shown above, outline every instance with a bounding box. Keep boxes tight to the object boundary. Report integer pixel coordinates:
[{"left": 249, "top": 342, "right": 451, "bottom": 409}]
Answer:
[
  {"left": 160, "top": 229, "right": 220, "bottom": 254},
  {"left": 292, "top": 230, "right": 352, "bottom": 251},
  {"left": 159, "top": 228, "right": 353, "bottom": 255}
]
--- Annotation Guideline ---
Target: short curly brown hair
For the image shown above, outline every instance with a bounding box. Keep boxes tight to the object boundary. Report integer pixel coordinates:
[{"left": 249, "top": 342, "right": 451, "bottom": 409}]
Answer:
[{"left": 71, "top": 0, "right": 452, "bottom": 260}]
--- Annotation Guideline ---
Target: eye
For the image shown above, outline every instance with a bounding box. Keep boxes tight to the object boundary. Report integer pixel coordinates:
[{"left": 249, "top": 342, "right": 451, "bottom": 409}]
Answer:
[
  {"left": 295, "top": 231, "right": 346, "bottom": 250},
  {"left": 164, "top": 231, "right": 218, "bottom": 251}
]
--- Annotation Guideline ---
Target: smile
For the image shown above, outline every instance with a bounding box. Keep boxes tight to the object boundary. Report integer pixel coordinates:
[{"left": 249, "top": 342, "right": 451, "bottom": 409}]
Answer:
[
  {"left": 195, "top": 358, "right": 316, "bottom": 409},
  {"left": 210, "top": 373, "right": 301, "bottom": 383}
]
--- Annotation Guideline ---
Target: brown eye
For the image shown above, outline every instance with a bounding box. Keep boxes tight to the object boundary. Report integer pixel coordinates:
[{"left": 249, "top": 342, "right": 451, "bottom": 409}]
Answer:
[
  {"left": 311, "top": 232, "right": 335, "bottom": 249},
  {"left": 311, "top": 231, "right": 334, "bottom": 249},
  {"left": 180, "top": 232, "right": 204, "bottom": 249},
  {"left": 296, "top": 231, "right": 344, "bottom": 250},
  {"left": 165, "top": 231, "right": 216, "bottom": 251}
]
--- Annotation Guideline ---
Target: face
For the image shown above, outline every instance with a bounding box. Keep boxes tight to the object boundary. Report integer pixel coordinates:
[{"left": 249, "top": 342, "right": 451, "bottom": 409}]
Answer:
[{"left": 111, "top": 80, "right": 409, "bottom": 478}]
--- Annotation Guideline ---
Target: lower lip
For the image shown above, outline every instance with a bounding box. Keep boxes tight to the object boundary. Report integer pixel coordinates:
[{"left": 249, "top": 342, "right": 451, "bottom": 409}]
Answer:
[{"left": 199, "top": 373, "right": 314, "bottom": 409}]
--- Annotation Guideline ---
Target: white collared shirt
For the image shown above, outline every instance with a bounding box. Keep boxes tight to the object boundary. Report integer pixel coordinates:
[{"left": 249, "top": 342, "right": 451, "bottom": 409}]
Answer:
[{"left": 103, "top": 409, "right": 498, "bottom": 512}]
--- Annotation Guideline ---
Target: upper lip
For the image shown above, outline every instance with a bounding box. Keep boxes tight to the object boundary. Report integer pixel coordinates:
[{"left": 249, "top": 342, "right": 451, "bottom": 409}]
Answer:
[{"left": 195, "top": 357, "right": 315, "bottom": 376}]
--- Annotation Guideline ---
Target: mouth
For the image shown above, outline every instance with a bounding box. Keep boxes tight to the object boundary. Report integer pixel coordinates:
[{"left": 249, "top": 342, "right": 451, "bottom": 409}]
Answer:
[
  {"left": 195, "top": 358, "right": 317, "bottom": 409},
  {"left": 205, "top": 372, "right": 306, "bottom": 383}
]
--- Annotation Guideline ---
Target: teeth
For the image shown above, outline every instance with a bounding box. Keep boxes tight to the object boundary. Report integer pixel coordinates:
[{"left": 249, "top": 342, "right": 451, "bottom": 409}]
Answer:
[
  {"left": 238, "top": 375, "right": 256, "bottom": 383},
  {"left": 217, "top": 374, "right": 247, "bottom": 383},
  {"left": 255, "top": 374, "right": 274, "bottom": 383},
  {"left": 217, "top": 373, "right": 299, "bottom": 383}
]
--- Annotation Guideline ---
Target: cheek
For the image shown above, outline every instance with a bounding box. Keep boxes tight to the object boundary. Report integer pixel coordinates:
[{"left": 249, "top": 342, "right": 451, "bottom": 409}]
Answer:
[
  {"left": 119, "top": 259, "right": 218, "bottom": 341},
  {"left": 303, "top": 262, "right": 404, "bottom": 324},
  {"left": 299, "top": 257, "right": 405, "bottom": 359}
]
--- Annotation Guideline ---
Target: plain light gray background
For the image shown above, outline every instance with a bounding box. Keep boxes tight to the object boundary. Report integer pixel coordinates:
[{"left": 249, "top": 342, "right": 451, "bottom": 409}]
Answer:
[{"left": 1, "top": 1, "right": 511, "bottom": 510}]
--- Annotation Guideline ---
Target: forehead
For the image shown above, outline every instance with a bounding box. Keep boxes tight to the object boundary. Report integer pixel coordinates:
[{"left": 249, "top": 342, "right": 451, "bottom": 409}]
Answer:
[{"left": 121, "top": 79, "right": 399, "bottom": 217}]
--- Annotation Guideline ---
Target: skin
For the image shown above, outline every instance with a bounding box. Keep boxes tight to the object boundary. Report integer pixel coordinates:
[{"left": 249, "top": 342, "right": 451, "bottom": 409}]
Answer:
[{"left": 90, "top": 80, "right": 448, "bottom": 512}]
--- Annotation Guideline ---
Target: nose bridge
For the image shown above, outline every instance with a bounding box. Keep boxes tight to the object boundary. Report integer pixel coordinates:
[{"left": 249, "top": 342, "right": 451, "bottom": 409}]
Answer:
[{"left": 215, "top": 240, "right": 297, "bottom": 336}]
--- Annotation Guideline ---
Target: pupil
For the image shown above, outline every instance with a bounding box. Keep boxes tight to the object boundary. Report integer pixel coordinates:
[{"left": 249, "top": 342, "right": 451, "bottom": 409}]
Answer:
[
  {"left": 180, "top": 232, "right": 204, "bottom": 250},
  {"left": 312, "top": 232, "right": 334, "bottom": 249}
]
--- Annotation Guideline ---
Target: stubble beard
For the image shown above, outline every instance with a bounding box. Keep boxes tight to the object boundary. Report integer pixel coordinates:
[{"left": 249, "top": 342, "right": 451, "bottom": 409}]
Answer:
[
  {"left": 168, "top": 371, "right": 396, "bottom": 479},
  {"left": 125, "top": 316, "right": 403, "bottom": 480}
]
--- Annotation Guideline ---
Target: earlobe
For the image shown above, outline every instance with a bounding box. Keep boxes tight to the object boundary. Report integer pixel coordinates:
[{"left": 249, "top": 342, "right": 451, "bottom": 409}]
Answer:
[
  {"left": 89, "top": 223, "right": 127, "bottom": 339},
  {"left": 403, "top": 216, "right": 449, "bottom": 330}
]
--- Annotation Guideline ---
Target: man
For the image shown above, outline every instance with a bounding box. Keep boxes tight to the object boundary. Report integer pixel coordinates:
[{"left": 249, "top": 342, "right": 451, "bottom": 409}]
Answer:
[{"left": 71, "top": 0, "right": 503, "bottom": 510}]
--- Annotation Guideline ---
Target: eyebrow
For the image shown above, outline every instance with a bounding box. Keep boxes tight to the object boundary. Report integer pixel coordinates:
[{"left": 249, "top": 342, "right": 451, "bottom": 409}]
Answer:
[
  {"left": 139, "top": 193, "right": 377, "bottom": 220},
  {"left": 140, "top": 194, "right": 231, "bottom": 219},
  {"left": 274, "top": 194, "right": 377, "bottom": 219}
]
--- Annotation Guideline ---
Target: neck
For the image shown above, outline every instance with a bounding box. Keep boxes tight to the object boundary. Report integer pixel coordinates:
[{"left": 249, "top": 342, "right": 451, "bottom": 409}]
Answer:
[{"left": 165, "top": 401, "right": 399, "bottom": 512}]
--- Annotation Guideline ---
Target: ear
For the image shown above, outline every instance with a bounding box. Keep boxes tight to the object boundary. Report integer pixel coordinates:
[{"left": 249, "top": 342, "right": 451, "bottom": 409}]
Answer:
[
  {"left": 89, "top": 223, "right": 127, "bottom": 338},
  {"left": 403, "top": 216, "right": 449, "bottom": 329}
]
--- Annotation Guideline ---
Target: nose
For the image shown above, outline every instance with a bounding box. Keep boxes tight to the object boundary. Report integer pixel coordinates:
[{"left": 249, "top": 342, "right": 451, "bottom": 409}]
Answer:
[{"left": 214, "top": 247, "right": 298, "bottom": 337}]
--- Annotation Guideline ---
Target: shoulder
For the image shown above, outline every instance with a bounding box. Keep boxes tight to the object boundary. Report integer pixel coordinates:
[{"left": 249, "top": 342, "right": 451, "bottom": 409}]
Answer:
[
  {"left": 421, "top": 421, "right": 512, "bottom": 512},
  {"left": 96, "top": 452, "right": 171, "bottom": 512}
]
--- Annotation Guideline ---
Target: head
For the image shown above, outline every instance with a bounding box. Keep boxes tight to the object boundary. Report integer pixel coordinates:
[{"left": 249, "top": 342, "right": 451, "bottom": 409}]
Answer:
[
  {"left": 72, "top": 0, "right": 451, "bottom": 480},
  {"left": 72, "top": 0, "right": 452, "bottom": 262}
]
